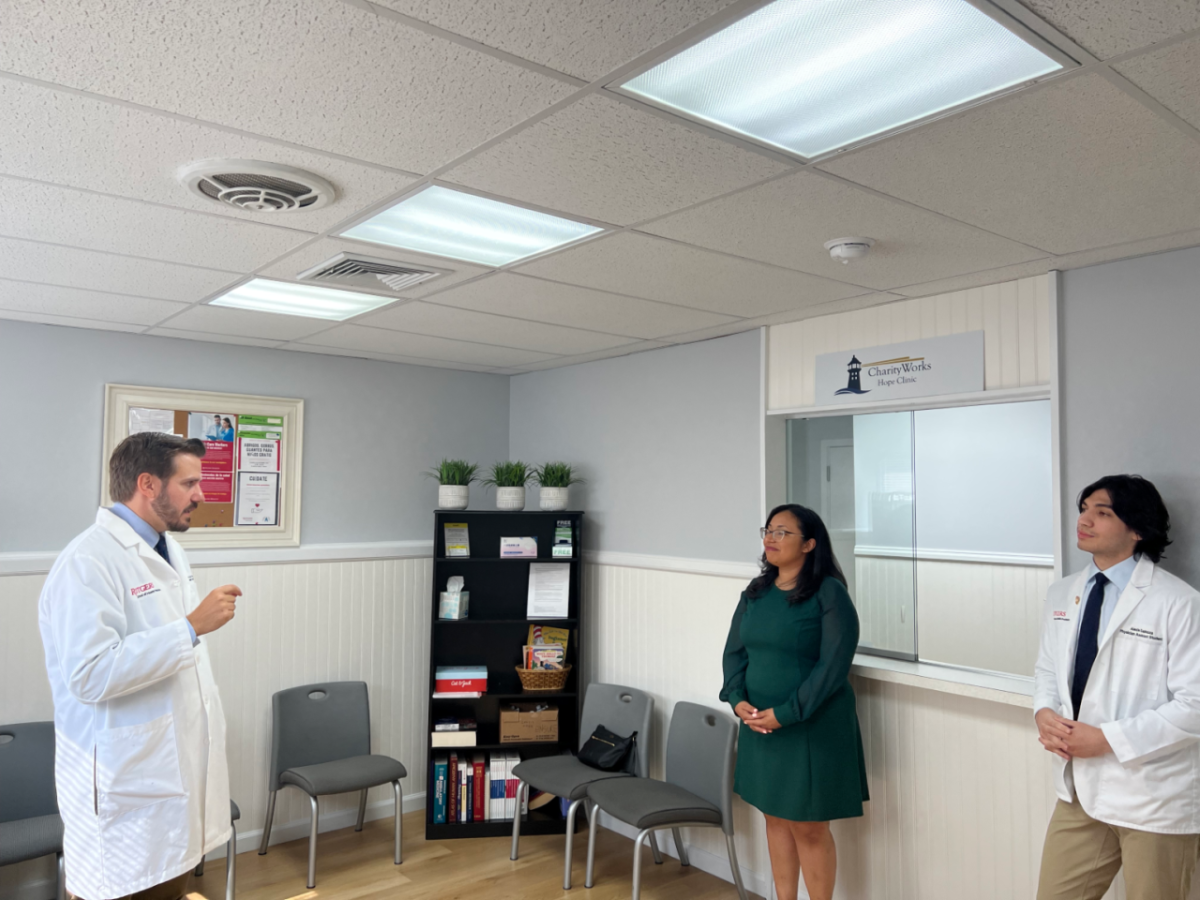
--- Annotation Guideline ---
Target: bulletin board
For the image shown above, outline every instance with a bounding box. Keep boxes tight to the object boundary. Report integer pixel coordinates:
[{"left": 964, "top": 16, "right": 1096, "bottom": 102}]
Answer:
[{"left": 101, "top": 384, "right": 304, "bottom": 548}]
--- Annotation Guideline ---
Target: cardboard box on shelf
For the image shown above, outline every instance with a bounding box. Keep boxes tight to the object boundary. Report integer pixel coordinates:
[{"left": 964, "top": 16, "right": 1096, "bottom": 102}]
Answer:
[{"left": 499, "top": 704, "right": 559, "bottom": 743}]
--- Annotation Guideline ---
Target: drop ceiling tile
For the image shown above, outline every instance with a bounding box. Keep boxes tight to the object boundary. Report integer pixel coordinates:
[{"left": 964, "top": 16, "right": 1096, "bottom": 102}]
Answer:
[
  {"left": 0, "top": 236, "right": 240, "bottom": 302},
  {"left": 0, "top": 177, "right": 310, "bottom": 270},
  {"left": 1116, "top": 33, "right": 1200, "bottom": 129},
  {"left": 145, "top": 328, "right": 286, "bottom": 349},
  {"left": 371, "top": 0, "right": 739, "bottom": 80},
  {"left": 0, "top": 78, "right": 418, "bottom": 232},
  {"left": 297, "top": 324, "right": 556, "bottom": 367},
  {"left": 0, "top": 279, "right": 187, "bottom": 324},
  {"left": 425, "top": 272, "right": 738, "bottom": 339},
  {"left": 161, "top": 304, "right": 333, "bottom": 341},
  {"left": 516, "top": 232, "right": 863, "bottom": 316},
  {"left": 281, "top": 341, "right": 500, "bottom": 372},
  {"left": 641, "top": 171, "right": 1045, "bottom": 290},
  {"left": 0, "top": 310, "right": 147, "bottom": 334},
  {"left": 819, "top": 74, "right": 1200, "bottom": 256},
  {"left": 444, "top": 93, "right": 789, "bottom": 226},
  {"left": 502, "top": 340, "right": 672, "bottom": 373},
  {"left": 889, "top": 260, "right": 1057, "bottom": 298},
  {"left": 0, "top": 0, "right": 576, "bottom": 172},
  {"left": 1020, "top": 0, "right": 1200, "bottom": 59},
  {"left": 257, "top": 237, "right": 490, "bottom": 299},
  {"left": 360, "top": 300, "right": 636, "bottom": 355}
]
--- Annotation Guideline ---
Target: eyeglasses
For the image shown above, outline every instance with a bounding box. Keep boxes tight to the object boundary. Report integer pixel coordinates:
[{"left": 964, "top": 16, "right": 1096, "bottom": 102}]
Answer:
[{"left": 760, "top": 528, "right": 799, "bottom": 541}]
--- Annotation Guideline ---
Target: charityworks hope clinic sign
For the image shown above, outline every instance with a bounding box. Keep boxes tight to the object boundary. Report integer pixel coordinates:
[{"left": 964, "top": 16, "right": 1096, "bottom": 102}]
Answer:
[{"left": 814, "top": 331, "right": 984, "bottom": 405}]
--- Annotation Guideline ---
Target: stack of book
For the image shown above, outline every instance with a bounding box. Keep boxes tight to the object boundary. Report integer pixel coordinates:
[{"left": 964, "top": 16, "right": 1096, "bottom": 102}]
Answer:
[
  {"left": 433, "top": 665, "right": 487, "bottom": 699},
  {"left": 431, "top": 717, "right": 477, "bottom": 748},
  {"left": 431, "top": 751, "right": 528, "bottom": 823}
]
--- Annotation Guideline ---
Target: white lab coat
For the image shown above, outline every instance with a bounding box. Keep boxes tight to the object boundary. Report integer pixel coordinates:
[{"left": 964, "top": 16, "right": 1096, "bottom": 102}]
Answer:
[
  {"left": 1033, "top": 556, "right": 1200, "bottom": 833},
  {"left": 38, "top": 509, "right": 231, "bottom": 900}
]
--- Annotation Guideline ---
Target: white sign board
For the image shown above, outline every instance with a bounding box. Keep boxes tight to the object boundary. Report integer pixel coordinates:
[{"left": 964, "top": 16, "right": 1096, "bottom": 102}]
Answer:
[{"left": 814, "top": 331, "right": 984, "bottom": 405}]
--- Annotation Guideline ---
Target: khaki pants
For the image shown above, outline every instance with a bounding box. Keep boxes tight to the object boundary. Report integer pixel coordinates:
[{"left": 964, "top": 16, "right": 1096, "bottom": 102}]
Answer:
[
  {"left": 1038, "top": 798, "right": 1200, "bottom": 900},
  {"left": 82, "top": 872, "right": 192, "bottom": 900}
]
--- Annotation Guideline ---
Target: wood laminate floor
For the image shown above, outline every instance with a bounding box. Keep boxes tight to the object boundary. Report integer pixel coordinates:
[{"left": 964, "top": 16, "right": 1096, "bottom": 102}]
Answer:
[{"left": 192, "top": 812, "right": 758, "bottom": 900}]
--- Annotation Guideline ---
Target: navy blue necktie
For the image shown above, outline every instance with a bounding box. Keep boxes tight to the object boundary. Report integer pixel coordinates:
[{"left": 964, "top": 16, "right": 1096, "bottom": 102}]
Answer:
[
  {"left": 154, "top": 534, "right": 171, "bottom": 567},
  {"left": 1071, "top": 572, "right": 1108, "bottom": 719}
]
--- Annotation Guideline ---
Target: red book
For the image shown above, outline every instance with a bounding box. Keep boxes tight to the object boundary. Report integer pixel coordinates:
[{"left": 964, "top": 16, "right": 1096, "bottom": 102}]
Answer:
[
  {"left": 447, "top": 752, "right": 458, "bottom": 823},
  {"left": 472, "top": 755, "right": 486, "bottom": 822}
]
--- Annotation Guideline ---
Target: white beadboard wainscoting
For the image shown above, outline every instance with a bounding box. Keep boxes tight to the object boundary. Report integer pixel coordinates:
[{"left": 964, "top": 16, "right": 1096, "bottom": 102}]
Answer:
[
  {"left": 0, "top": 548, "right": 1172, "bottom": 900},
  {"left": 766, "top": 274, "right": 1053, "bottom": 411},
  {"left": 0, "top": 551, "right": 433, "bottom": 900}
]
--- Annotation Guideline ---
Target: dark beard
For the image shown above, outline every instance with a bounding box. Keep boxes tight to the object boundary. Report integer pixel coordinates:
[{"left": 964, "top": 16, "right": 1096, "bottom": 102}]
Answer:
[{"left": 152, "top": 491, "right": 196, "bottom": 532}]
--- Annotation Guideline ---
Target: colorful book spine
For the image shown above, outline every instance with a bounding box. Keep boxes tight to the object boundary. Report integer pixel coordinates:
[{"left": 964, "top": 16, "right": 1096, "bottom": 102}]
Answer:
[
  {"left": 432, "top": 756, "right": 447, "bottom": 825},
  {"left": 473, "top": 754, "right": 486, "bottom": 822},
  {"left": 465, "top": 763, "right": 473, "bottom": 822},
  {"left": 447, "top": 752, "right": 458, "bottom": 823}
]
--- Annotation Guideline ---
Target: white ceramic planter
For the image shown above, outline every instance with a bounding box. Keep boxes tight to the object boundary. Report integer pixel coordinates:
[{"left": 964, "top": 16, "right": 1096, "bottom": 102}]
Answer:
[
  {"left": 438, "top": 484, "right": 469, "bottom": 510},
  {"left": 495, "top": 486, "right": 526, "bottom": 510},
  {"left": 539, "top": 486, "right": 569, "bottom": 511}
]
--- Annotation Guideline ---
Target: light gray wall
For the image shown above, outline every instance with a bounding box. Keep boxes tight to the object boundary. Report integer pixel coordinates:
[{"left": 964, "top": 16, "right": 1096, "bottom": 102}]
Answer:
[
  {"left": 510, "top": 330, "right": 762, "bottom": 563},
  {"left": 1061, "top": 246, "right": 1200, "bottom": 585},
  {"left": 0, "top": 320, "right": 510, "bottom": 552}
]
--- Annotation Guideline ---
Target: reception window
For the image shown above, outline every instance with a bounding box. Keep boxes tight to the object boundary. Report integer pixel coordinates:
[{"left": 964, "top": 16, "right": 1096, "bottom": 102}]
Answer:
[{"left": 786, "top": 400, "right": 1054, "bottom": 676}]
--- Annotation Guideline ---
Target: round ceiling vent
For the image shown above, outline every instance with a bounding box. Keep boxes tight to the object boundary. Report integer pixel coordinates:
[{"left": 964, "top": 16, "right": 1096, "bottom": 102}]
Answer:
[
  {"left": 823, "top": 237, "right": 875, "bottom": 264},
  {"left": 179, "top": 160, "right": 335, "bottom": 212}
]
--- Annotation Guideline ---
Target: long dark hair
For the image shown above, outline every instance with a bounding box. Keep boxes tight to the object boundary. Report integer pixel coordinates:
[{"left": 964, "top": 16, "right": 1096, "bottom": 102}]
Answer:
[
  {"left": 747, "top": 504, "right": 846, "bottom": 605},
  {"left": 1078, "top": 474, "right": 1172, "bottom": 562}
]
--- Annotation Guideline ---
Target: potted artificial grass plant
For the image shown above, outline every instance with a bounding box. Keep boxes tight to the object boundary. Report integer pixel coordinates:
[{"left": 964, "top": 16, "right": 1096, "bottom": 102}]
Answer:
[
  {"left": 534, "top": 462, "right": 585, "bottom": 511},
  {"left": 483, "top": 461, "right": 532, "bottom": 510},
  {"left": 428, "top": 459, "right": 478, "bottom": 510}
]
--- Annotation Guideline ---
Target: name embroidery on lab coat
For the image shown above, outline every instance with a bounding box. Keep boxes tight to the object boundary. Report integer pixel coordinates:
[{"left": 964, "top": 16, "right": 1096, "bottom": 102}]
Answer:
[
  {"left": 1052, "top": 610, "right": 1070, "bottom": 621},
  {"left": 130, "top": 582, "right": 161, "bottom": 598},
  {"left": 1118, "top": 626, "right": 1163, "bottom": 642}
]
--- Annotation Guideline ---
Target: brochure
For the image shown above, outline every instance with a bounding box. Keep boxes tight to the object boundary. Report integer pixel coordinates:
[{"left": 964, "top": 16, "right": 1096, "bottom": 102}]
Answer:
[
  {"left": 552, "top": 519, "right": 573, "bottom": 558},
  {"left": 527, "top": 563, "right": 570, "bottom": 618},
  {"left": 444, "top": 523, "right": 470, "bottom": 557}
]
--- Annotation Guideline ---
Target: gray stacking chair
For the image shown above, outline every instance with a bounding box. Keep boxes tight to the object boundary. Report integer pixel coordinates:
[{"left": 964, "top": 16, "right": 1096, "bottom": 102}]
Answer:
[
  {"left": 257, "top": 682, "right": 407, "bottom": 888},
  {"left": 0, "top": 722, "right": 65, "bottom": 900},
  {"left": 194, "top": 800, "right": 241, "bottom": 900},
  {"left": 510, "top": 683, "right": 655, "bottom": 890},
  {"left": 585, "top": 702, "right": 748, "bottom": 900}
]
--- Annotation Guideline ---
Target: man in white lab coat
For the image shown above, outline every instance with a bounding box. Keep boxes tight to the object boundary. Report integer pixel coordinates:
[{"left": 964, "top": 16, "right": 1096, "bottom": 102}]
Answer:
[
  {"left": 39, "top": 432, "right": 243, "bottom": 900},
  {"left": 1034, "top": 474, "right": 1200, "bottom": 900}
]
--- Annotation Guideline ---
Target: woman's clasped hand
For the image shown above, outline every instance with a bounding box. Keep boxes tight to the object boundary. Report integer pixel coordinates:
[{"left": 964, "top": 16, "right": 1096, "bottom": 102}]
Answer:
[{"left": 734, "top": 701, "right": 781, "bottom": 733}]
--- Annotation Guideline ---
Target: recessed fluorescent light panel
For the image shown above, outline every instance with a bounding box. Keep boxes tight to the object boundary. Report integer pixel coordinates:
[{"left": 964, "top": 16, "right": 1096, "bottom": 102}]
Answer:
[
  {"left": 209, "top": 278, "right": 398, "bottom": 320},
  {"left": 621, "top": 0, "right": 1063, "bottom": 159},
  {"left": 340, "top": 185, "right": 602, "bottom": 267}
]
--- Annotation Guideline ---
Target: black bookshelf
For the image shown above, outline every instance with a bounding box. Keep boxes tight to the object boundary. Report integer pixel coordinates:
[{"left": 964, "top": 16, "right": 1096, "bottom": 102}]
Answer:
[{"left": 425, "top": 509, "right": 584, "bottom": 840}]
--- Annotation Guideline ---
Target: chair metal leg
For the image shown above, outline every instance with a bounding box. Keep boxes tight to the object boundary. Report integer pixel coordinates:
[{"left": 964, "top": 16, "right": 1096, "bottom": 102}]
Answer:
[
  {"left": 509, "top": 780, "right": 526, "bottom": 861},
  {"left": 225, "top": 820, "right": 237, "bottom": 900},
  {"left": 355, "top": 788, "right": 368, "bottom": 832},
  {"left": 194, "top": 858, "right": 205, "bottom": 876},
  {"left": 672, "top": 827, "right": 690, "bottom": 866},
  {"left": 648, "top": 829, "right": 664, "bottom": 865},
  {"left": 724, "top": 832, "right": 749, "bottom": 900},
  {"left": 392, "top": 780, "right": 403, "bottom": 865},
  {"left": 631, "top": 829, "right": 652, "bottom": 900},
  {"left": 55, "top": 853, "right": 65, "bottom": 900},
  {"left": 584, "top": 802, "right": 601, "bottom": 889},
  {"left": 563, "top": 797, "right": 584, "bottom": 890},
  {"left": 306, "top": 794, "right": 319, "bottom": 889},
  {"left": 257, "top": 790, "right": 277, "bottom": 855}
]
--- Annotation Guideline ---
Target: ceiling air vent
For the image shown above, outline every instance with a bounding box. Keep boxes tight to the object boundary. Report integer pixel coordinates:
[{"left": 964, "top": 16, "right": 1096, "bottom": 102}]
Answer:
[
  {"left": 297, "top": 252, "right": 447, "bottom": 293},
  {"left": 179, "top": 160, "right": 335, "bottom": 212}
]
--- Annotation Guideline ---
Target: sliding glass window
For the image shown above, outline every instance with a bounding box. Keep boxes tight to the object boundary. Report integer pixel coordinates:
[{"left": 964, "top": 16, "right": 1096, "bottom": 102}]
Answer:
[{"left": 786, "top": 400, "right": 1054, "bottom": 676}]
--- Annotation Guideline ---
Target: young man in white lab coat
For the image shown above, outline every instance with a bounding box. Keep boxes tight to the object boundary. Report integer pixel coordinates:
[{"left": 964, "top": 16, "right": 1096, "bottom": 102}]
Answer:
[
  {"left": 39, "top": 433, "right": 243, "bottom": 900},
  {"left": 1034, "top": 474, "right": 1200, "bottom": 900}
]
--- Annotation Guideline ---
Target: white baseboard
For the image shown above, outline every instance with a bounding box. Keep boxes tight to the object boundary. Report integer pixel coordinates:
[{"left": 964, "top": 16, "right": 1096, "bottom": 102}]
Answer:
[
  {"left": 205, "top": 791, "right": 426, "bottom": 861},
  {"left": 594, "top": 811, "right": 773, "bottom": 900}
]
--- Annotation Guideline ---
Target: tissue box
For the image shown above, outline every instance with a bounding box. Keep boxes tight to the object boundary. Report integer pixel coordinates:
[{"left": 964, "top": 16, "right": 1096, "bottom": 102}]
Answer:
[{"left": 438, "top": 590, "right": 470, "bottom": 619}]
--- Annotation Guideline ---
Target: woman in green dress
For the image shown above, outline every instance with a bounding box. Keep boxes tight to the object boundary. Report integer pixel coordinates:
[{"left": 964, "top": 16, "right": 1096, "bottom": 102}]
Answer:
[{"left": 720, "top": 503, "right": 868, "bottom": 900}]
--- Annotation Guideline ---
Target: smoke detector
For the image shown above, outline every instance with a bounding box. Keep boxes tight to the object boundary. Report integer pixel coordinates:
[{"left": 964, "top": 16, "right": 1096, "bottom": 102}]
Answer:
[
  {"left": 824, "top": 237, "right": 875, "bottom": 264},
  {"left": 179, "top": 160, "right": 335, "bottom": 212},
  {"left": 297, "top": 252, "right": 447, "bottom": 293}
]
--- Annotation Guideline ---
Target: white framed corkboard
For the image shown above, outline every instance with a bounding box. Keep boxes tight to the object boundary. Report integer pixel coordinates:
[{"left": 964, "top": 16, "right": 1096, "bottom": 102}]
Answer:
[{"left": 101, "top": 383, "right": 304, "bottom": 548}]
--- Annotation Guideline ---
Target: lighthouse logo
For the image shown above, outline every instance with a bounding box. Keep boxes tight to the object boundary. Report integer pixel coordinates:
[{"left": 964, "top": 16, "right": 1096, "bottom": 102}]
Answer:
[{"left": 835, "top": 355, "right": 868, "bottom": 396}]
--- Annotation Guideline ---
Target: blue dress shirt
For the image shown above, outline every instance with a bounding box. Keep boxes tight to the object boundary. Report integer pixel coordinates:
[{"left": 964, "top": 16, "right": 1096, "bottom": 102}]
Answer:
[
  {"left": 110, "top": 502, "right": 199, "bottom": 646},
  {"left": 1076, "top": 554, "right": 1139, "bottom": 648}
]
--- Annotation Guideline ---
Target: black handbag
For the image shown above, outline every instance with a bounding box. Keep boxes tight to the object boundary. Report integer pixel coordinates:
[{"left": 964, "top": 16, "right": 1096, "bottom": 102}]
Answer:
[{"left": 578, "top": 724, "right": 638, "bottom": 773}]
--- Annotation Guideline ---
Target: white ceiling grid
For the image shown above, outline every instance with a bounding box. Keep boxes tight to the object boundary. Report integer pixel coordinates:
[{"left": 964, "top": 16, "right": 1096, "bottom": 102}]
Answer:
[{"left": 0, "top": 0, "right": 1198, "bottom": 374}]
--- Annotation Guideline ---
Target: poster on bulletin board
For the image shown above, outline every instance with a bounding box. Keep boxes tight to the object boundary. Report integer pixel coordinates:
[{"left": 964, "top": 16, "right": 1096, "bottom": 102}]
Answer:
[{"left": 103, "top": 385, "right": 303, "bottom": 548}]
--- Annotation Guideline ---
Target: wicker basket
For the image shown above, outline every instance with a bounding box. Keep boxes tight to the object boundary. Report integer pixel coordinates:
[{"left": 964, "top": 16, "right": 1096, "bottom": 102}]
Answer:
[{"left": 515, "top": 664, "right": 572, "bottom": 692}]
